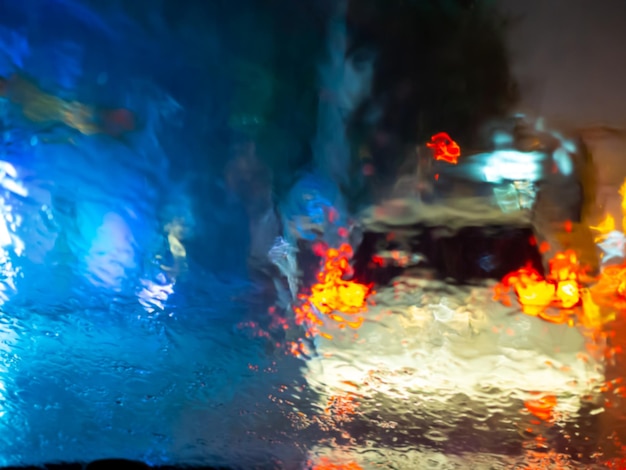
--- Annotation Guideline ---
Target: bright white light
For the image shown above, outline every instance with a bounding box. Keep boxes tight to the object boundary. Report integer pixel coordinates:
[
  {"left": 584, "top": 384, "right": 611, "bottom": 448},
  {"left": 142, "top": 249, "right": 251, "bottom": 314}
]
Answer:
[
  {"left": 0, "top": 162, "right": 28, "bottom": 306},
  {"left": 138, "top": 273, "right": 174, "bottom": 313},
  {"left": 268, "top": 237, "right": 298, "bottom": 300},
  {"left": 478, "top": 117, "right": 577, "bottom": 183},
  {"left": 0, "top": 161, "right": 27, "bottom": 198},
  {"left": 137, "top": 220, "right": 188, "bottom": 314},
  {"left": 481, "top": 150, "right": 546, "bottom": 183},
  {"left": 84, "top": 211, "right": 136, "bottom": 291},
  {"left": 597, "top": 230, "right": 626, "bottom": 265},
  {"left": 303, "top": 280, "right": 604, "bottom": 417}
]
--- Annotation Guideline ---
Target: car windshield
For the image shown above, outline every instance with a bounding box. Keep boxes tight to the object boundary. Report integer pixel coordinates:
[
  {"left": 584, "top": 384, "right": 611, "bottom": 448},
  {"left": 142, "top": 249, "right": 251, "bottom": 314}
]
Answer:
[{"left": 0, "top": 1, "right": 624, "bottom": 469}]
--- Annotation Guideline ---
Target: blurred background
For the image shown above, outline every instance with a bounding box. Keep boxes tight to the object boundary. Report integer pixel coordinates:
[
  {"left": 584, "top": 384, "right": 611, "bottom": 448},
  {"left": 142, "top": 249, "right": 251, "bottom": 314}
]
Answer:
[
  {"left": 0, "top": 0, "right": 623, "bottom": 469},
  {"left": 502, "top": 0, "right": 626, "bottom": 129}
]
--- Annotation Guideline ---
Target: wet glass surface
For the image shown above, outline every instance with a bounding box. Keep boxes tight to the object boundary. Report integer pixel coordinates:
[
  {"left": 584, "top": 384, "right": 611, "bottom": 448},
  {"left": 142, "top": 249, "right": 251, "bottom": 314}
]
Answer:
[{"left": 0, "top": 1, "right": 624, "bottom": 469}]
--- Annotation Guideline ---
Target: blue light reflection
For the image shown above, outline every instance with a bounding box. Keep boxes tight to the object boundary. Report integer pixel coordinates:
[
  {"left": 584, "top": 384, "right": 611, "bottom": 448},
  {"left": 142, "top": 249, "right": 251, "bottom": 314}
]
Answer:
[{"left": 0, "top": 1, "right": 300, "bottom": 466}]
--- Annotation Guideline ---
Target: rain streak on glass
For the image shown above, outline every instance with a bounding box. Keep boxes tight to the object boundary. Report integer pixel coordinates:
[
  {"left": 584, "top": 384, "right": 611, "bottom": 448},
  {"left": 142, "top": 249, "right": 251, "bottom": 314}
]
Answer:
[{"left": 0, "top": 1, "right": 623, "bottom": 470}]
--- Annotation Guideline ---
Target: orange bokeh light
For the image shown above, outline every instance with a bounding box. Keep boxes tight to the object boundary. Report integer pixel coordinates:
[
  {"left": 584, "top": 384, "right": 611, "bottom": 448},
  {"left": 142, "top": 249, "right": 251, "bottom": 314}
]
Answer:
[
  {"left": 591, "top": 179, "right": 626, "bottom": 301},
  {"left": 311, "top": 458, "right": 363, "bottom": 470},
  {"left": 524, "top": 394, "right": 558, "bottom": 422},
  {"left": 496, "top": 249, "right": 582, "bottom": 320},
  {"left": 293, "top": 243, "right": 372, "bottom": 341}
]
